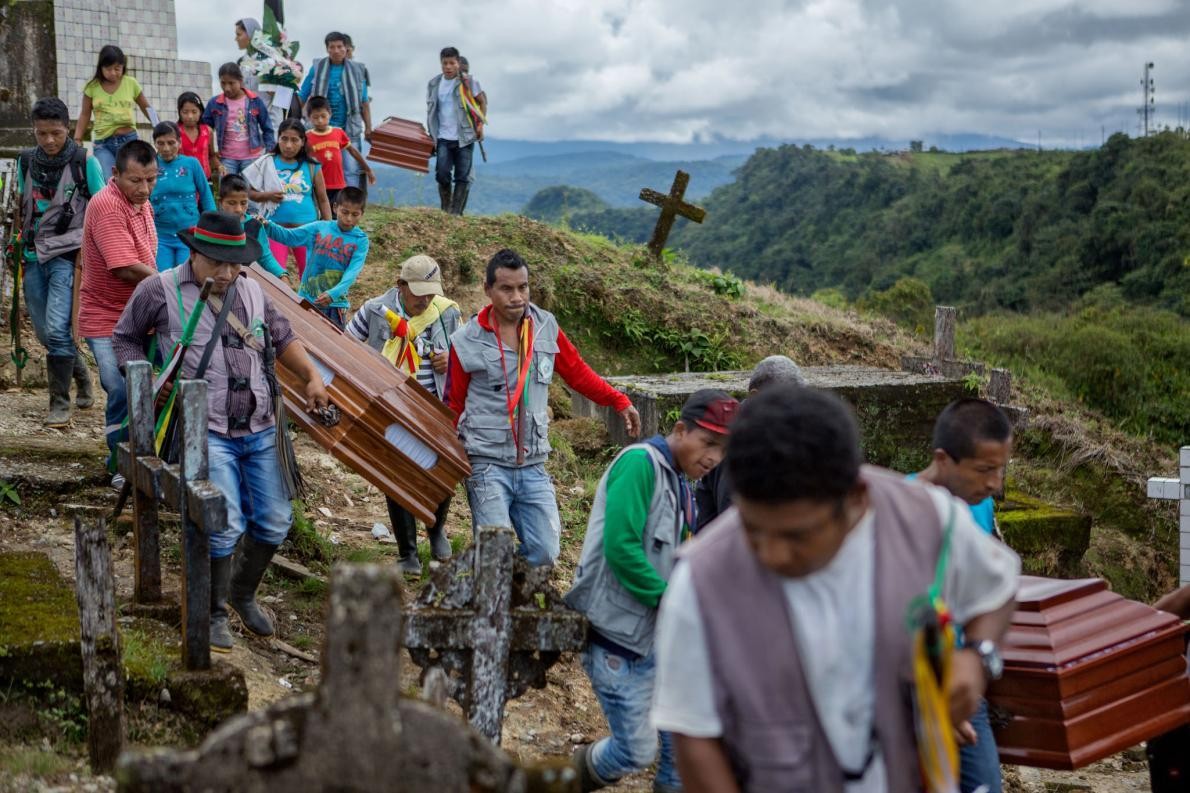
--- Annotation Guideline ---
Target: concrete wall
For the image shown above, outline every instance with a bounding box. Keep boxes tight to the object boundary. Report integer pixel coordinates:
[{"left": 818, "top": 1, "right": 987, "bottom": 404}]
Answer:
[{"left": 0, "top": 0, "right": 58, "bottom": 157}]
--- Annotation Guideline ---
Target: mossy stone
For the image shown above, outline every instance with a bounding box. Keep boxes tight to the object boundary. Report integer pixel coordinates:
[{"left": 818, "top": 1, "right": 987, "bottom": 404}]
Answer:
[
  {"left": 0, "top": 552, "right": 82, "bottom": 690},
  {"left": 998, "top": 491, "right": 1091, "bottom": 578}
]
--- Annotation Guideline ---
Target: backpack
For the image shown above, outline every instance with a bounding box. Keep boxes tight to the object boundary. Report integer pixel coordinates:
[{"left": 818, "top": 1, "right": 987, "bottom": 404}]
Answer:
[{"left": 19, "top": 147, "right": 93, "bottom": 258}]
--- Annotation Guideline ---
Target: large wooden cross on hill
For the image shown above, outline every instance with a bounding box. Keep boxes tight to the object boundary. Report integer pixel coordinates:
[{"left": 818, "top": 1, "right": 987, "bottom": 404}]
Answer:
[{"left": 639, "top": 170, "right": 707, "bottom": 259}]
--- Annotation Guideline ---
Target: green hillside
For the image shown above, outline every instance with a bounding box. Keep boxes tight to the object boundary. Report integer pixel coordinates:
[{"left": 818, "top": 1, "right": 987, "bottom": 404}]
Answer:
[{"left": 674, "top": 133, "right": 1190, "bottom": 316}]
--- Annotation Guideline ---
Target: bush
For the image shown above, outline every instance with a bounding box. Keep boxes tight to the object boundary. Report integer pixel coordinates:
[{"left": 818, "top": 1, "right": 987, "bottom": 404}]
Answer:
[{"left": 856, "top": 276, "right": 935, "bottom": 333}]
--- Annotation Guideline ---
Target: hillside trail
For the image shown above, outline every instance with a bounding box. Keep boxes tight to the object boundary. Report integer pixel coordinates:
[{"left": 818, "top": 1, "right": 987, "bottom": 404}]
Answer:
[{"left": 0, "top": 379, "right": 1152, "bottom": 792}]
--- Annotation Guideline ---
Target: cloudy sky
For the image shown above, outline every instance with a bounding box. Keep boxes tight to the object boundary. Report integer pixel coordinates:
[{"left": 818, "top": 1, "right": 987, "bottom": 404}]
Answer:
[{"left": 177, "top": 0, "right": 1190, "bottom": 145}]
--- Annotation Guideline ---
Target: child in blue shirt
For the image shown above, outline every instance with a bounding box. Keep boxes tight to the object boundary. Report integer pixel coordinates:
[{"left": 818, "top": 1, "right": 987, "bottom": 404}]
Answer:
[
  {"left": 151, "top": 121, "right": 215, "bottom": 270},
  {"left": 216, "top": 173, "right": 285, "bottom": 277},
  {"left": 262, "top": 185, "right": 369, "bottom": 329}
]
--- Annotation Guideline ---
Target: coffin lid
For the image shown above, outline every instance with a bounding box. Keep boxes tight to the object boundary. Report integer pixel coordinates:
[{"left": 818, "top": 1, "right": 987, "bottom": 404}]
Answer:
[{"left": 1003, "top": 575, "right": 1184, "bottom": 669}]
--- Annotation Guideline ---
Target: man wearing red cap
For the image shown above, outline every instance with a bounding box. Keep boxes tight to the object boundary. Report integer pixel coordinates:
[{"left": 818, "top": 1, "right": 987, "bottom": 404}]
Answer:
[{"left": 565, "top": 389, "right": 740, "bottom": 793}]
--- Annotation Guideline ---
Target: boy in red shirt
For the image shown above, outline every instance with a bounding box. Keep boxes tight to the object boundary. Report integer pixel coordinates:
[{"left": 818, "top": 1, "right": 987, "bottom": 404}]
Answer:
[{"left": 305, "top": 95, "right": 374, "bottom": 207}]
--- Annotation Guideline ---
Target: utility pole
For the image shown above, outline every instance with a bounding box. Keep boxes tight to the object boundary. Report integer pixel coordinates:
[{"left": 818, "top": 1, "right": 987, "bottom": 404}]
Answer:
[{"left": 1138, "top": 62, "right": 1156, "bottom": 136}]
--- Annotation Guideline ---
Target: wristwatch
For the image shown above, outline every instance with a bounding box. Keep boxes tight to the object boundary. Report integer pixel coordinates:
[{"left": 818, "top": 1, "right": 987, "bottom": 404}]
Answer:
[{"left": 964, "top": 639, "right": 1004, "bottom": 681}]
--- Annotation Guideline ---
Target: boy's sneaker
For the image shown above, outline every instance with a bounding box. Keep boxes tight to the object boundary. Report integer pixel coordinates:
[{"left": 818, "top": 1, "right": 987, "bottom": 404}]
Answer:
[
  {"left": 398, "top": 554, "right": 422, "bottom": 577},
  {"left": 111, "top": 473, "right": 126, "bottom": 492}
]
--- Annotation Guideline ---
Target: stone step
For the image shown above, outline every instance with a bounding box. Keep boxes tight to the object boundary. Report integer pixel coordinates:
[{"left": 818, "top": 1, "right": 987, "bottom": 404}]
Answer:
[{"left": 570, "top": 365, "right": 968, "bottom": 470}]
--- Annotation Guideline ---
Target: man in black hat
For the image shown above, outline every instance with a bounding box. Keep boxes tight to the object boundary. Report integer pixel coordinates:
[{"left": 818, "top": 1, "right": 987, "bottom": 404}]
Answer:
[{"left": 113, "top": 211, "right": 330, "bottom": 652}]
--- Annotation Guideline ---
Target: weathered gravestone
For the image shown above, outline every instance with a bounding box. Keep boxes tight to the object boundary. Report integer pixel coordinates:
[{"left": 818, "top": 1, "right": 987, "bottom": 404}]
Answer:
[
  {"left": 404, "top": 526, "right": 587, "bottom": 744},
  {"left": 901, "top": 305, "right": 1014, "bottom": 405},
  {"left": 639, "top": 170, "right": 706, "bottom": 259},
  {"left": 1148, "top": 446, "right": 1190, "bottom": 587},
  {"left": 116, "top": 563, "right": 580, "bottom": 792}
]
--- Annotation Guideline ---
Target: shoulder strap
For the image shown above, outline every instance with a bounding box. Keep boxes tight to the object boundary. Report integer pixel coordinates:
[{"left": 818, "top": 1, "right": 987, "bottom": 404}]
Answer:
[
  {"left": 18, "top": 150, "right": 32, "bottom": 181},
  {"left": 195, "top": 279, "right": 239, "bottom": 378},
  {"left": 70, "top": 148, "right": 90, "bottom": 199}
]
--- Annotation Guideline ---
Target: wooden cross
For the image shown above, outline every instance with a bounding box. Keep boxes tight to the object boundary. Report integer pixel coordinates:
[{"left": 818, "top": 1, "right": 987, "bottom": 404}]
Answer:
[
  {"left": 117, "top": 563, "right": 581, "bottom": 791},
  {"left": 901, "top": 305, "right": 1013, "bottom": 403},
  {"left": 1147, "top": 446, "right": 1190, "bottom": 587},
  {"left": 403, "top": 525, "right": 587, "bottom": 744},
  {"left": 640, "top": 169, "right": 707, "bottom": 259}
]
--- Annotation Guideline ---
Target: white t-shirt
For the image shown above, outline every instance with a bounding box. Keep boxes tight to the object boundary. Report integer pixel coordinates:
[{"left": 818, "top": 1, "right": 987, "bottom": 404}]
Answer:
[
  {"left": 436, "top": 76, "right": 483, "bottom": 141},
  {"left": 650, "top": 483, "right": 1020, "bottom": 793}
]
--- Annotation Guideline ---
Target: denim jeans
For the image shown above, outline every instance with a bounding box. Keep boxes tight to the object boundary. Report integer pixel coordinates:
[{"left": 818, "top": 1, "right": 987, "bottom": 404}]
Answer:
[
  {"left": 220, "top": 157, "right": 257, "bottom": 177},
  {"left": 92, "top": 131, "right": 139, "bottom": 178},
  {"left": 465, "top": 462, "right": 561, "bottom": 566},
  {"left": 156, "top": 235, "right": 191, "bottom": 271},
  {"left": 343, "top": 133, "right": 364, "bottom": 189},
  {"left": 22, "top": 255, "right": 78, "bottom": 358},
  {"left": 581, "top": 643, "right": 680, "bottom": 789},
  {"left": 84, "top": 336, "right": 127, "bottom": 457},
  {"left": 959, "top": 699, "right": 1002, "bottom": 793},
  {"left": 207, "top": 428, "right": 293, "bottom": 558},
  {"left": 435, "top": 139, "right": 474, "bottom": 187}
]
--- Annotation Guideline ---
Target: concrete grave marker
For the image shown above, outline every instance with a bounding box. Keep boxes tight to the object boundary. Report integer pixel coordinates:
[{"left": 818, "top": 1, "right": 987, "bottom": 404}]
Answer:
[
  {"left": 639, "top": 170, "right": 707, "bottom": 259},
  {"left": 1147, "top": 446, "right": 1190, "bottom": 586}
]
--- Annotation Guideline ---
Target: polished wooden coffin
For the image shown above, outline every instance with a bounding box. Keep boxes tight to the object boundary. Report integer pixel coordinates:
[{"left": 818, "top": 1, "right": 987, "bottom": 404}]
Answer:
[
  {"left": 244, "top": 267, "right": 469, "bottom": 525},
  {"left": 366, "top": 117, "right": 435, "bottom": 174},
  {"left": 987, "top": 576, "right": 1190, "bottom": 769}
]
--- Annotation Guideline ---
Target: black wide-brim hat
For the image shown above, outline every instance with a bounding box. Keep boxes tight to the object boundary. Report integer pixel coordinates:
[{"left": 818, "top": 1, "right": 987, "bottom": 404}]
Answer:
[{"left": 176, "top": 211, "right": 262, "bottom": 265}]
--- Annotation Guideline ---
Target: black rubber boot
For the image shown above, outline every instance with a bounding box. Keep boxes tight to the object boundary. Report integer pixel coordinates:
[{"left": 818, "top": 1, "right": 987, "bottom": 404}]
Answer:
[
  {"left": 72, "top": 353, "right": 94, "bottom": 409},
  {"left": 45, "top": 355, "right": 74, "bottom": 428},
  {"left": 427, "top": 497, "right": 453, "bottom": 562},
  {"left": 573, "top": 743, "right": 610, "bottom": 792},
  {"left": 387, "top": 496, "right": 422, "bottom": 575},
  {"left": 228, "top": 536, "right": 278, "bottom": 637},
  {"left": 449, "top": 183, "right": 470, "bottom": 216},
  {"left": 210, "top": 555, "right": 233, "bottom": 653},
  {"left": 438, "top": 183, "right": 452, "bottom": 212}
]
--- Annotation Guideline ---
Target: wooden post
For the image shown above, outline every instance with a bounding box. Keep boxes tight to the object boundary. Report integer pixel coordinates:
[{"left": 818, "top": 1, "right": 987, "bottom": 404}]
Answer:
[
  {"left": 125, "top": 361, "right": 161, "bottom": 603},
  {"left": 933, "top": 306, "right": 957, "bottom": 362},
  {"left": 467, "top": 528, "right": 516, "bottom": 743},
  {"left": 73, "top": 515, "right": 126, "bottom": 773},
  {"left": 177, "top": 380, "right": 211, "bottom": 671}
]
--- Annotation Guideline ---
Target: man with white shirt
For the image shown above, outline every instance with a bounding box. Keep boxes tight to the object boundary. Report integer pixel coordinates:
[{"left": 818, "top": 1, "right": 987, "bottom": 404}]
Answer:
[
  {"left": 427, "top": 46, "right": 486, "bottom": 215},
  {"left": 651, "top": 386, "right": 1020, "bottom": 793}
]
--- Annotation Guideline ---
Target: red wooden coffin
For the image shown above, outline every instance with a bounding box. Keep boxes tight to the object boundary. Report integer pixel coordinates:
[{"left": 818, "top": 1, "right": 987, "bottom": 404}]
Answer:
[
  {"left": 987, "top": 576, "right": 1190, "bottom": 770},
  {"left": 244, "top": 267, "right": 470, "bottom": 525},
  {"left": 367, "top": 116, "right": 435, "bottom": 174}
]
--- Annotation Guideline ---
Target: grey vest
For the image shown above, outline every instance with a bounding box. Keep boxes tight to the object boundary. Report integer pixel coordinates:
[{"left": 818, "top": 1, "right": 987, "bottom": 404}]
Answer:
[
  {"left": 563, "top": 442, "right": 683, "bottom": 657},
  {"left": 684, "top": 466, "right": 942, "bottom": 793},
  {"left": 161, "top": 270, "right": 273, "bottom": 436},
  {"left": 449, "top": 304, "right": 559, "bottom": 467},
  {"left": 426, "top": 74, "right": 478, "bottom": 146},
  {"left": 358, "top": 288, "right": 460, "bottom": 398},
  {"left": 21, "top": 154, "right": 89, "bottom": 261},
  {"left": 311, "top": 57, "right": 367, "bottom": 137}
]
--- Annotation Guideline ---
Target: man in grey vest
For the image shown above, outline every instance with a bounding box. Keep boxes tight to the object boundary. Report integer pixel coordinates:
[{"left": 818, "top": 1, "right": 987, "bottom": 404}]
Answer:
[
  {"left": 652, "top": 386, "right": 1020, "bottom": 793},
  {"left": 345, "top": 254, "right": 462, "bottom": 574},
  {"left": 299, "top": 32, "right": 372, "bottom": 190},
  {"left": 113, "top": 211, "right": 330, "bottom": 652},
  {"left": 16, "top": 97, "right": 103, "bottom": 427},
  {"left": 445, "top": 248, "right": 641, "bottom": 566},
  {"left": 427, "top": 46, "right": 486, "bottom": 215},
  {"left": 566, "top": 389, "right": 738, "bottom": 793}
]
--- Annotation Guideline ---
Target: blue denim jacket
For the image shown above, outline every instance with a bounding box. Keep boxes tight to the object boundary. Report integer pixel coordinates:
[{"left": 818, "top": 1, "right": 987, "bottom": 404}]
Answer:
[{"left": 201, "top": 89, "right": 276, "bottom": 154}]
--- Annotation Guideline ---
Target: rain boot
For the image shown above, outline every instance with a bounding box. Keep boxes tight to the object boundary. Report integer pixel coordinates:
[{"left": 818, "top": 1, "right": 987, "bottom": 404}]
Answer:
[
  {"left": 45, "top": 355, "right": 74, "bottom": 428},
  {"left": 572, "top": 743, "right": 610, "bottom": 792},
  {"left": 210, "top": 555, "right": 233, "bottom": 653},
  {"left": 228, "top": 536, "right": 278, "bottom": 637},
  {"left": 387, "top": 496, "right": 422, "bottom": 575},
  {"left": 427, "top": 497, "right": 453, "bottom": 562},
  {"left": 438, "top": 183, "right": 452, "bottom": 212},
  {"left": 72, "top": 354, "right": 94, "bottom": 409},
  {"left": 449, "top": 183, "right": 470, "bottom": 216}
]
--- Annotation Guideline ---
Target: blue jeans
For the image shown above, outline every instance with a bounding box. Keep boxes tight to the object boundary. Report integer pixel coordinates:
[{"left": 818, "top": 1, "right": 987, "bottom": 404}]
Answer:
[
  {"left": 84, "top": 336, "right": 127, "bottom": 458},
  {"left": 156, "top": 235, "right": 190, "bottom": 271},
  {"left": 581, "top": 643, "right": 680, "bottom": 789},
  {"left": 220, "top": 157, "right": 257, "bottom": 177},
  {"left": 92, "top": 131, "right": 139, "bottom": 178},
  {"left": 22, "top": 255, "right": 78, "bottom": 358},
  {"left": 343, "top": 133, "right": 364, "bottom": 188},
  {"left": 207, "top": 428, "right": 293, "bottom": 558},
  {"left": 960, "top": 699, "right": 1002, "bottom": 793},
  {"left": 465, "top": 462, "right": 561, "bottom": 566},
  {"left": 435, "top": 139, "right": 474, "bottom": 187}
]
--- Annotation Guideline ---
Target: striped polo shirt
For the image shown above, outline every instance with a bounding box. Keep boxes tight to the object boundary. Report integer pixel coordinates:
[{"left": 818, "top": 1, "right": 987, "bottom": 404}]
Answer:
[{"left": 79, "top": 179, "right": 158, "bottom": 338}]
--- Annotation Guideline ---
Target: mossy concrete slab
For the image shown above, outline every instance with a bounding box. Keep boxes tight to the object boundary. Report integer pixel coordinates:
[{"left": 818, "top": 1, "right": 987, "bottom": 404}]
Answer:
[
  {"left": 570, "top": 366, "right": 967, "bottom": 470},
  {"left": 998, "top": 491, "right": 1092, "bottom": 578},
  {"left": 0, "top": 437, "right": 109, "bottom": 495},
  {"left": 0, "top": 551, "right": 83, "bottom": 690}
]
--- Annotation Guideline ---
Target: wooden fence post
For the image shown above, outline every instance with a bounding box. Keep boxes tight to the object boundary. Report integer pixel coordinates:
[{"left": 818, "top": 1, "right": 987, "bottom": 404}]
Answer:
[
  {"left": 73, "top": 515, "right": 126, "bottom": 772},
  {"left": 125, "top": 361, "right": 161, "bottom": 603},
  {"left": 177, "top": 380, "right": 211, "bottom": 671}
]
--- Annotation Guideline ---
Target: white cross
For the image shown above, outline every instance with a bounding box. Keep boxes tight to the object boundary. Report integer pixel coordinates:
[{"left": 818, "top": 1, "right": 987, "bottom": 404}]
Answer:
[{"left": 1147, "top": 446, "right": 1190, "bottom": 587}]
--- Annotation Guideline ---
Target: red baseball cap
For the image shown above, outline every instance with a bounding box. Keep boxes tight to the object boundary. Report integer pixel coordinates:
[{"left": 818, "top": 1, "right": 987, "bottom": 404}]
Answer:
[{"left": 679, "top": 389, "right": 740, "bottom": 435}]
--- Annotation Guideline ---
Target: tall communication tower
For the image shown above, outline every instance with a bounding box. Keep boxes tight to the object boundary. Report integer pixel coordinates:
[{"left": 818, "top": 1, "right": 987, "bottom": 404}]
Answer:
[{"left": 1138, "top": 62, "right": 1156, "bottom": 136}]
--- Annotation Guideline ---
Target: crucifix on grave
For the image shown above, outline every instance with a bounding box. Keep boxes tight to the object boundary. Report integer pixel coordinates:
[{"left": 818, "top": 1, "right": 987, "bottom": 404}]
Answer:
[
  {"left": 1147, "top": 446, "right": 1190, "bottom": 587},
  {"left": 900, "top": 305, "right": 1013, "bottom": 404},
  {"left": 403, "top": 525, "right": 588, "bottom": 744},
  {"left": 639, "top": 169, "right": 707, "bottom": 259}
]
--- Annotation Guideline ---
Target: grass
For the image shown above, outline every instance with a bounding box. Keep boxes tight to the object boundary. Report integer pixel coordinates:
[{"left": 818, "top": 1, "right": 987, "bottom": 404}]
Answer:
[{"left": 0, "top": 746, "right": 74, "bottom": 779}]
